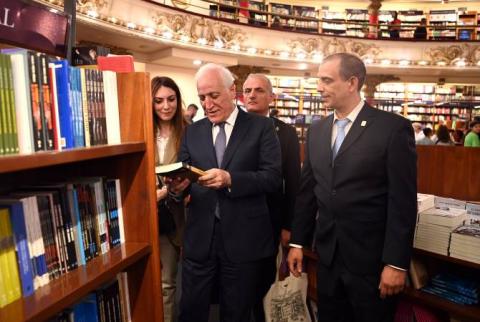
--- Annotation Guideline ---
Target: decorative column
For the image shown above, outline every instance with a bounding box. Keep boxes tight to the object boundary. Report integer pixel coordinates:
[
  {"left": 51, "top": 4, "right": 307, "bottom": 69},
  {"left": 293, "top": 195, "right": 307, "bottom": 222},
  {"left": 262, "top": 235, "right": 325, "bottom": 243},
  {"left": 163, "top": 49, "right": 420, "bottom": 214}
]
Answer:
[{"left": 367, "top": 0, "right": 382, "bottom": 39}]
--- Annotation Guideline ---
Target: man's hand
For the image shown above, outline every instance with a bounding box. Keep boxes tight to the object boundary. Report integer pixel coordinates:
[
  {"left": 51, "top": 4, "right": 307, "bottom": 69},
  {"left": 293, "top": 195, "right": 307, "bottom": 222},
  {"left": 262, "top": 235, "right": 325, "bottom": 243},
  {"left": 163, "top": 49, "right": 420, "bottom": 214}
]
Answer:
[
  {"left": 280, "top": 229, "right": 291, "bottom": 248},
  {"left": 166, "top": 177, "right": 191, "bottom": 194},
  {"left": 287, "top": 247, "right": 303, "bottom": 277},
  {"left": 198, "top": 169, "right": 231, "bottom": 190},
  {"left": 156, "top": 186, "right": 168, "bottom": 201},
  {"left": 378, "top": 265, "right": 407, "bottom": 299}
]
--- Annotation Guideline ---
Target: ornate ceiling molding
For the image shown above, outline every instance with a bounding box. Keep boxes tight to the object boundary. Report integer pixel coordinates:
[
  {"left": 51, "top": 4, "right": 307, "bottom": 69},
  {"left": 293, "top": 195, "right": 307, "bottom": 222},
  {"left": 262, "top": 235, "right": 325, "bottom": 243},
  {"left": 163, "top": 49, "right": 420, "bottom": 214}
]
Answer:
[
  {"left": 288, "top": 37, "right": 381, "bottom": 59},
  {"left": 153, "top": 11, "right": 247, "bottom": 47},
  {"left": 426, "top": 44, "right": 480, "bottom": 66}
]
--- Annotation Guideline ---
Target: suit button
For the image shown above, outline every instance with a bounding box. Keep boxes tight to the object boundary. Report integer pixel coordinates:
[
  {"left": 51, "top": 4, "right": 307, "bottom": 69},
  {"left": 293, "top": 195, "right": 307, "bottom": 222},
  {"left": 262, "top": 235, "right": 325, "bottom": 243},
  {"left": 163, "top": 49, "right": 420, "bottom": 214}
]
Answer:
[{"left": 332, "top": 190, "right": 337, "bottom": 196}]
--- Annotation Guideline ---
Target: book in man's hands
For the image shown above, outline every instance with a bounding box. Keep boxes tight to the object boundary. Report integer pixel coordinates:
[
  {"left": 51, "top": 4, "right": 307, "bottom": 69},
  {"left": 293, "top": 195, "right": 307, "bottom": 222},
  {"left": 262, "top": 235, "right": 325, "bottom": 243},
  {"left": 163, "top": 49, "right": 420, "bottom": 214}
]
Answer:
[{"left": 155, "top": 162, "right": 206, "bottom": 182}]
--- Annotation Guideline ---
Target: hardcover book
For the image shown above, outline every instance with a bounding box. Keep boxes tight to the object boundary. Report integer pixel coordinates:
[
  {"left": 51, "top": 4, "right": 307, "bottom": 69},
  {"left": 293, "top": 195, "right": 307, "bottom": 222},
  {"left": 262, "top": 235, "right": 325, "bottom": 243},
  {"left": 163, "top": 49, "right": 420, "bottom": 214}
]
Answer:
[{"left": 155, "top": 162, "right": 206, "bottom": 182}]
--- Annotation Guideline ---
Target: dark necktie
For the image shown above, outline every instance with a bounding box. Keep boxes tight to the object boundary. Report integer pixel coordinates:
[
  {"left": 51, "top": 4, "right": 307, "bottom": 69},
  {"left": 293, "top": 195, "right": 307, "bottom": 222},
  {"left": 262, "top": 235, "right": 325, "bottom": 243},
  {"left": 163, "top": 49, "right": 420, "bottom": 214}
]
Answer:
[{"left": 214, "top": 122, "right": 226, "bottom": 167}]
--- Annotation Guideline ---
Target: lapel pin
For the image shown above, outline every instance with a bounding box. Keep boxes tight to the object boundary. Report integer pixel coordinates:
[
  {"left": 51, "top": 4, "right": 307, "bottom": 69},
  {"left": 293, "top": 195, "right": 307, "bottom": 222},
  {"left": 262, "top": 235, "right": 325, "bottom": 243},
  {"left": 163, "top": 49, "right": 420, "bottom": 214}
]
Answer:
[{"left": 361, "top": 120, "right": 367, "bottom": 127}]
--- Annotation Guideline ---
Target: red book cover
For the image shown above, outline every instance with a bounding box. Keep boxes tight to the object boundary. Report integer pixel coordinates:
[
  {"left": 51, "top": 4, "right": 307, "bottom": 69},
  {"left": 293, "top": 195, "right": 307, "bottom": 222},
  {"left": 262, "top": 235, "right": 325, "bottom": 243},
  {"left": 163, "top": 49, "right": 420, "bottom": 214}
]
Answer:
[{"left": 97, "top": 56, "right": 134, "bottom": 73}]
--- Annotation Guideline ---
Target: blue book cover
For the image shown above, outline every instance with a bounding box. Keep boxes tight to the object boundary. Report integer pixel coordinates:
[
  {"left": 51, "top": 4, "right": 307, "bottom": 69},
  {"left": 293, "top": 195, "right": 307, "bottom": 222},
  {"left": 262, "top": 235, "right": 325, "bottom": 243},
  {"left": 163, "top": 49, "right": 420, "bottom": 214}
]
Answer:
[
  {"left": 52, "top": 59, "right": 74, "bottom": 149},
  {"left": 1, "top": 203, "right": 34, "bottom": 297}
]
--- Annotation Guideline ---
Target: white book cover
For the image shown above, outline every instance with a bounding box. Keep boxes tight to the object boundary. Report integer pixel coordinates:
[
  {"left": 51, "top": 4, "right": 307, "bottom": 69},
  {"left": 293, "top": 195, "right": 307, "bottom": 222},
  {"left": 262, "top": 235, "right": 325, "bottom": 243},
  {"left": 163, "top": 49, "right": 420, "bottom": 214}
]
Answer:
[
  {"left": 417, "top": 193, "right": 435, "bottom": 213},
  {"left": 418, "top": 207, "right": 467, "bottom": 228},
  {"left": 434, "top": 196, "right": 466, "bottom": 210},
  {"left": 48, "top": 62, "right": 62, "bottom": 151},
  {"left": 115, "top": 179, "right": 125, "bottom": 244},
  {"left": 103, "top": 71, "right": 121, "bottom": 145},
  {"left": 10, "top": 53, "right": 34, "bottom": 154}
]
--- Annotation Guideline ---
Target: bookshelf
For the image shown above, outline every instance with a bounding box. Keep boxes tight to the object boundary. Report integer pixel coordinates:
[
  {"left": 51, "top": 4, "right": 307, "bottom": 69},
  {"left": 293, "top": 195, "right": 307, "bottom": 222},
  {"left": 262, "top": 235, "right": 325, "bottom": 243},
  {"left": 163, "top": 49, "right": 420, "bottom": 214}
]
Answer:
[
  {"left": 0, "top": 67, "right": 161, "bottom": 322},
  {"left": 429, "top": 9, "right": 457, "bottom": 40},
  {"left": 303, "top": 147, "right": 480, "bottom": 322},
  {"left": 457, "top": 11, "right": 477, "bottom": 40}
]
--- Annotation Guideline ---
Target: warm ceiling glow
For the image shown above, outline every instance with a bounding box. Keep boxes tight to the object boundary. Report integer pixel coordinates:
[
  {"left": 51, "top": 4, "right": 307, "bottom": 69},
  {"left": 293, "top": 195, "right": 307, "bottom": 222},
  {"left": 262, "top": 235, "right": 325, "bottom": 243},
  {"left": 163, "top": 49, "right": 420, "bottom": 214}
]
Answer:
[
  {"left": 399, "top": 60, "right": 410, "bottom": 66},
  {"left": 144, "top": 27, "right": 155, "bottom": 34},
  {"left": 418, "top": 60, "right": 428, "bottom": 66},
  {"left": 193, "top": 60, "right": 202, "bottom": 65},
  {"left": 280, "top": 51, "right": 289, "bottom": 58},
  {"left": 214, "top": 40, "right": 224, "bottom": 48},
  {"left": 126, "top": 22, "right": 137, "bottom": 29},
  {"left": 247, "top": 47, "right": 257, "bottom": 54},
  {"left": 87, "top": 10, "right": 99, "bottom": 18},
  {"left": 197, "top": 38, "right": 207, "bottom": 45},
  {"left": 380, "top": 59, "right": 391, "bottom": 65}
]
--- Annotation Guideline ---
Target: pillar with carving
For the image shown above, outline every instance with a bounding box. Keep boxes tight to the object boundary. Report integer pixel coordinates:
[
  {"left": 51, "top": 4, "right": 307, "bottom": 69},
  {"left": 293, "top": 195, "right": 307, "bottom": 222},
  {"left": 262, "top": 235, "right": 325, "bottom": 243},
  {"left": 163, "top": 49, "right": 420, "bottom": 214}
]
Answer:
[
  {"left": 227, "top": 65, "right": 270, "bottom": 104},
  {"left": 363, "top": 74, "right": 399, "bottom": 106}
]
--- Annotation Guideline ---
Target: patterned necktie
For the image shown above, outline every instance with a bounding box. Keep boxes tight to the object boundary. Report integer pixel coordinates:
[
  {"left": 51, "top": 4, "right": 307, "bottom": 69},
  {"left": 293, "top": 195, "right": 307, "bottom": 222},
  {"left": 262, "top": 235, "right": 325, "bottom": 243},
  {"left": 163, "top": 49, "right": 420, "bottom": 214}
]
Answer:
[
  {"left": 332, "top": 119, "right": 350, "bottom": 160},
  {"left": 214, "top": 122, "right": 226, "bottom": 167}
]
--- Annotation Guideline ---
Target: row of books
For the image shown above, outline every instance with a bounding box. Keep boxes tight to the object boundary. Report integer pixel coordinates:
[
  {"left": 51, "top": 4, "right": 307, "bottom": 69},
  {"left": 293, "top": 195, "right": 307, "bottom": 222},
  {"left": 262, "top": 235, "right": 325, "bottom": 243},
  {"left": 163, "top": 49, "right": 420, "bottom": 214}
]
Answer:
[
  {"left": 422, "top": 273, "right": 478, "bottom": 305},
  {"left": 0, "top": 177, "right": 124, "bottom": 308},
  {"left": 47, "top": 275, "right": 130, "bottom": 322},
  {"left": 414, "top": 194, "right": 480, "bottom": 262},
  {"left": 0, "top": 49, "right": 121, "bottom": 156}
]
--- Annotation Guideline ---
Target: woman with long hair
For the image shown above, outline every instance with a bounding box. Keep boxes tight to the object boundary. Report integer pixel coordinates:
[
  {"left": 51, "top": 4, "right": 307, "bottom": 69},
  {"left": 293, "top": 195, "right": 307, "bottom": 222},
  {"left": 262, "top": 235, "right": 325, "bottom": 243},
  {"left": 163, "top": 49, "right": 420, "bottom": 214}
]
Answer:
[
  {"left": 152, "top": 76, "right": 186, "bottom": 322},
  {"left": 435, "top": 125, "right": 454, "bottom": 146}
]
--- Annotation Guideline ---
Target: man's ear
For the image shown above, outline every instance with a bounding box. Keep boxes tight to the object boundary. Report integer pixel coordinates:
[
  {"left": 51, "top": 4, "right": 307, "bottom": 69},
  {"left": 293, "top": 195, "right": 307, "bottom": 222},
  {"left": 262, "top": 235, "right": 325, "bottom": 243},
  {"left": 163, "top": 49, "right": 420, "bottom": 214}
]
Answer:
[
  {"left": 230, "top": 83, "right": 236, "bottom": 98},
  {"left": 349, "top": 77, "right": 359, "bottom": 93}
]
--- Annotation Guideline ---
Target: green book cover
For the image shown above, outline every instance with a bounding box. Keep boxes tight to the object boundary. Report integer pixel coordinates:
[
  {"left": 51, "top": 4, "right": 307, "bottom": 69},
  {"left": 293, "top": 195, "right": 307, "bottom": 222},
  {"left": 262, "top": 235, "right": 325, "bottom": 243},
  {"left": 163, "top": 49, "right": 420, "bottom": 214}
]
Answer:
[
  {"left": 0, "top": 55, "right": 7, "bottom": 155},
  {"left": 5, "top": 55, "right": 19, "bottom": 154}
]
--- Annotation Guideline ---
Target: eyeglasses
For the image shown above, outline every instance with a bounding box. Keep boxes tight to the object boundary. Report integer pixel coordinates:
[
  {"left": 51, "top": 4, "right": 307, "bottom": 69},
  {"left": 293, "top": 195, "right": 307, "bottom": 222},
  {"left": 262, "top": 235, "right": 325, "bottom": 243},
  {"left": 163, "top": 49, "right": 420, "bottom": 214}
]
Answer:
[{"left": 153, "top": 97, "right": 162, "bottom": 104}]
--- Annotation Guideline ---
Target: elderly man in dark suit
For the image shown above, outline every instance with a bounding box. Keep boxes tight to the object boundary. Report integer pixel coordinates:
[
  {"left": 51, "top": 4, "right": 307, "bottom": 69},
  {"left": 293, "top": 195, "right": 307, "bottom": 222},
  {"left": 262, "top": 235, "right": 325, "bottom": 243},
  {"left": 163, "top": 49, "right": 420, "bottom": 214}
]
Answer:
[
  {"left": 243, "top": 73, "right": 301, "bottom": 322},
  {"left": 288, "top": 53, "right": 417, "bottom": 322},
  {"left": 169, "top": 63, "right": 281, "bottom": 322}
]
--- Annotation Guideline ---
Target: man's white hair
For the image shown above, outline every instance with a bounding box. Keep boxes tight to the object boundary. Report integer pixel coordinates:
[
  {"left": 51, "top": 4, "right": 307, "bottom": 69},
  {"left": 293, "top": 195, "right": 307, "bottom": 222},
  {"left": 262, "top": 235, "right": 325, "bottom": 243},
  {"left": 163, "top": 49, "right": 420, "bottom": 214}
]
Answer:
[{"left": 195, "top": 63, "right": 235, "bottom": 88}]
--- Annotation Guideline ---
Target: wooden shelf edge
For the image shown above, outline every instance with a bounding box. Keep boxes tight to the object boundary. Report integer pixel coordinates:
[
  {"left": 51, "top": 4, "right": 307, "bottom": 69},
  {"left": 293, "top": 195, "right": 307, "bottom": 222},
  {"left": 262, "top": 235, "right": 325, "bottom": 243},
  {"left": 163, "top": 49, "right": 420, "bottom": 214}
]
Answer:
[
  {"left": 413, "top": 248, "right": 480, "bottom": 270},
  {"left": 403, "top": 287, "right": 480, "bottom": 321},
  {"left": 0, "top": 142, "right": 146, "bottom": 174},
  {"left": 0, "top": 242, "right": 151, "bottom": 322}
]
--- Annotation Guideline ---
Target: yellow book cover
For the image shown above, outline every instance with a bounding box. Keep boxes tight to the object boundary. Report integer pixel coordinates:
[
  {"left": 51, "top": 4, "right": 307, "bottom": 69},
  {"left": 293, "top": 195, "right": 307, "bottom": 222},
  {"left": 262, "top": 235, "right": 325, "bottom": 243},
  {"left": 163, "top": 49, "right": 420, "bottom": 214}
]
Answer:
[
  {"left": 3, "top": 208, "right": 22, "bottom": 301},
  {"left": 0, "top": 208, "right": 15, "bottom": 306},
  {"left": 0, "top": 209, "right": 7, "bottom": 307}
]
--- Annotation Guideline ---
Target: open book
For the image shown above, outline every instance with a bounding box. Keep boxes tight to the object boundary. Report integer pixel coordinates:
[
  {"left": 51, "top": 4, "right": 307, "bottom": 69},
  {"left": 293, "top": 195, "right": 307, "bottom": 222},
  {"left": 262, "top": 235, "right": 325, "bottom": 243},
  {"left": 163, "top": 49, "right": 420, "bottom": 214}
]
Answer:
[{"left": 155, "top": 162, "right": 206, "bottom": 182}]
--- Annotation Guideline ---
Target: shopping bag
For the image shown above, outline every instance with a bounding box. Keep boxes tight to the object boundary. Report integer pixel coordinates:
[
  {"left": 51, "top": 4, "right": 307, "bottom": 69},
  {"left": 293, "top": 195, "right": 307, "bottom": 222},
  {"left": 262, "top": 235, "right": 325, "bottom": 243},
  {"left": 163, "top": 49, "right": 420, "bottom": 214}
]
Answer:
[{"left": 263, "top": 246, "right": 312, "bottom": 322}]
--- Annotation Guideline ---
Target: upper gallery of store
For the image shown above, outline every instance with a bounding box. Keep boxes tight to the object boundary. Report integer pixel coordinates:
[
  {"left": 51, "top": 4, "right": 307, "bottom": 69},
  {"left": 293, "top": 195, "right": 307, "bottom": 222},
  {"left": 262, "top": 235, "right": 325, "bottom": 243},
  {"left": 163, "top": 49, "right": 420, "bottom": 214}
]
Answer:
[{"left": 43, "top": 0, "right": 480, "bottom": 80}]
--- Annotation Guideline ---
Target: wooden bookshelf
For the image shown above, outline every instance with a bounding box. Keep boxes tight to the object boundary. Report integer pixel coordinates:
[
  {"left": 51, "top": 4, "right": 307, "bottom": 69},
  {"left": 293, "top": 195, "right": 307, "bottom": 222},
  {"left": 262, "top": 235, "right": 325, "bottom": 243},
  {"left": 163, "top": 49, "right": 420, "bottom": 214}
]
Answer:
[
  {"left": 0, "top": 72, "right": 161, "bottom": 321},
  {"left": 0, "top": 143, "right": 146, "bottom": 174},
  {"left": 0, "top": 243, "right": 151, "bottom": 322},
  {"left": 413, "top": 248, "right": 480, "bottom": 271},
  {"left": 403, "top": 288, "right": 480, "bottom": 322}
]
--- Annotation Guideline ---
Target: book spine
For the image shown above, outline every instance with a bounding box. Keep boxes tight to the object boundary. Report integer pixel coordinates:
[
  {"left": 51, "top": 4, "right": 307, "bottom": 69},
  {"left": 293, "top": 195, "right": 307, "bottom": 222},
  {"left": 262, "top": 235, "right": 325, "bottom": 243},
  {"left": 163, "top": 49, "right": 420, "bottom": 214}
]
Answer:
[
  {"left": 39, "top": 54, "right": 54, "bottom": 150},
  {"left": 4, "top": 54, "right": 19, "bottom": 154},
  {"left": 80, "top": 68, "right": 91, "bottom": 147},
  {"left": 27, "top": 51, "right": 45, "bottom": 151},
  {"left": 10, "top": 53, "right": 34, "bottom": 154},
  {"left": 0, "top": 55, "right": 6, "bottom": 155},
  {"left": 7, "top": 203, "right": 34, "bottom": 297}
]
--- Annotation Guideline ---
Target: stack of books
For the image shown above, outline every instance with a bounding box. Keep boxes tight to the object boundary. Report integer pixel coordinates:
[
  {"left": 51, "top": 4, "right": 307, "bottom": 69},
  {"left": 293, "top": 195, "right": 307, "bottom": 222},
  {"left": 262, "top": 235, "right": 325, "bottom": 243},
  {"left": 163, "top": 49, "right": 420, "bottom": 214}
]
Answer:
[
  {"left": 417, "top": 193, "right": 435, "bottom": 213},
  {"left": 466, "top": 202, "right": 480, "bottom": 226},
  {"left": 414, "top": 207, "right": 467, "bottom": 255},
  {"left": 422, "top": 273, "right": 479, "bottom": 305},
  {"left": 449, "top": 225, "right": 480, "bottom": 264}
]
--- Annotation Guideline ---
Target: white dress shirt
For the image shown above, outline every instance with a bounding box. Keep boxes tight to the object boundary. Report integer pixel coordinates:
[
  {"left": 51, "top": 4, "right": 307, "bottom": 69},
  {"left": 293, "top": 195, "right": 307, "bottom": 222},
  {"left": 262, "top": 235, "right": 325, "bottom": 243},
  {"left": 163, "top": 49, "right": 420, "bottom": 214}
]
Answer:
[
  {"left": 212, "top": 106, "right": 239, "bottom": 146},
  {"left": 331, "top": 99, "right": 364, "bottom": 147}
]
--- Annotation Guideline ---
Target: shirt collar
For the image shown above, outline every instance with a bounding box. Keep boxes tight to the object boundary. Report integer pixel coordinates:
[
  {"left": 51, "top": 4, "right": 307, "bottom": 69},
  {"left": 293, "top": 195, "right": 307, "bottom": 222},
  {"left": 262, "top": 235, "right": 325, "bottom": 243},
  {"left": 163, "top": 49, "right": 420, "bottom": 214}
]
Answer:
[
  {"left": 333, "top": 99, "right": 364, "bottom": 124},
  {"left": 215, "top": 105, "right": 239, "bottom": 127}
]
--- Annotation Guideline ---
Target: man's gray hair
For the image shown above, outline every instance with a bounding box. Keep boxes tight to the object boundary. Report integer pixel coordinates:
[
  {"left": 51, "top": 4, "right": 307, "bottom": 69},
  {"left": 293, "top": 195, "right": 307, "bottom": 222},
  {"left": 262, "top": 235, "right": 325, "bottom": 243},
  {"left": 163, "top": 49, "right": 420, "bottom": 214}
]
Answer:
[
  {"left": 244, "top": 74, "right": 273, "bottom": 94},
  {"left": 195, "top": 63, "right": 235, "bottom": 88}
]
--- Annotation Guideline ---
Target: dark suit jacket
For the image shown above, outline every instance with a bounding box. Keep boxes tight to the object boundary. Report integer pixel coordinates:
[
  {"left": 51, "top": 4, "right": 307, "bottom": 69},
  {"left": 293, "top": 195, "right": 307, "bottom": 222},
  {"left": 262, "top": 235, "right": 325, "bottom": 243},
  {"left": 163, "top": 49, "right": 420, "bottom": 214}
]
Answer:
[
  {"left": 291, "top": 104, "right": 417, "bottom": 275},
  {"left": 267, "top": 118, "right": 301, "bottom": 240},
  {"left": 178, "top": 108, "right": 282, "bottom": 263}
]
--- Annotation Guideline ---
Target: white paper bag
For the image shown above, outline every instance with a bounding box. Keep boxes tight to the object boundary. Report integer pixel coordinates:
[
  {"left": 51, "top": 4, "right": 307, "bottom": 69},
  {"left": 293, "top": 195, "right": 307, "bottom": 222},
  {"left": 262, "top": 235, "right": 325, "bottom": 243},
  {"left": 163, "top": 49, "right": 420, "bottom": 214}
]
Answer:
[{"left": 263, "top": 246, "right": 312, "bottom": 322}]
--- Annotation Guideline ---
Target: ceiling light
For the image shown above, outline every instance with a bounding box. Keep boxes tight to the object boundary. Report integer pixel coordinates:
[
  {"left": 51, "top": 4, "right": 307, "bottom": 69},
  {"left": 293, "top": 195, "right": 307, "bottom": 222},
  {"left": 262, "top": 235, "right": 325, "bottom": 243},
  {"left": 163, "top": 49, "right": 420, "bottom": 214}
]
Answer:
[
  {"left": 477, "top": 61, "right": 480, "bottom": 66},
  {"left": 247, "top": 47, "right": 257, "bottom": 54},
  {"left": 162, "top": 31, "right": 173, "bottom": 39},
  {"left": 418, "top": 60, "right": 428, "bottom": 66},
  {"left": 363, "top": 57, "right": 374, "bottom": 64},
  {"left": 279, "top": 51, "right": 290, "bottom": 58},
  {"left": 399, "top": 60, "right": 410, "bottom": 66},
  {"left": 126, "top": 22, "right": 137, "bottom": 29},
  {"left": 180, "top": 35, "right": 190, "bottom": 42},
  {"left": 436, "top": 61, "right": 446, "bottom": 66},
  {"left": 296, "top": 52, "right": 306, "bottom": 60},
  {"left": 87, "top": 10, "right": 99, "bottom": 18},
  {"left": 381, "top": 59, "right": 391, "bottom": 65},
  {"left": 264, "top": 49, "right": 273, "bottom": 55},
  {"left": 454, "top": 60, "right": 467, "bottom": 67},
  {"left": 144, "top": 27, "right": 155, "bottom": 34},
  {"left": 214, "top": 40, "right": 224, "bottom": 48},
  {"left": 193, "top": 60, "right": 202, "bottom": 65},
  {"left": 312, "top": 53, "right": 323, "bottom": 61},
  {"left": 231, "top": 44, "right": 241, "bottom": 51},
  {"left": 197, "top": 38, "right": 208, "bottom": 45},
  {"left": 298, "top": 63, "right": 308, "bottom": 70}
]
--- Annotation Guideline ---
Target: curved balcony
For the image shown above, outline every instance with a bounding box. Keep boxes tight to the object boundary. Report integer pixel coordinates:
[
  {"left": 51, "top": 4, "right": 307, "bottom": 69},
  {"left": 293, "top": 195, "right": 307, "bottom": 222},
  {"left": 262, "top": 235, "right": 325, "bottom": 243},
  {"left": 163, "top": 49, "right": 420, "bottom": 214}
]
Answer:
[{"left": 40, "top": 0, "right": 480, "bottom": 79}]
